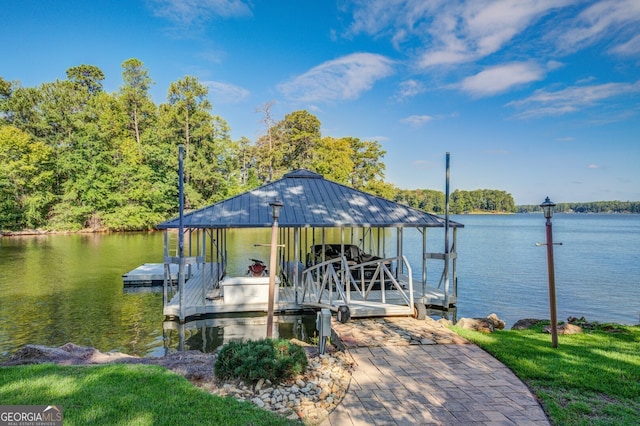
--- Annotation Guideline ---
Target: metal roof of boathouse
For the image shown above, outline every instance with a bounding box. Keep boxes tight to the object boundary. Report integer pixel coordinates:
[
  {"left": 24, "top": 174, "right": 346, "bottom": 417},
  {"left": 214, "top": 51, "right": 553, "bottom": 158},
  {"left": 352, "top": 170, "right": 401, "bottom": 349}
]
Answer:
[{"left": 157, "top": 169, "right": 463, "bottom": 229}]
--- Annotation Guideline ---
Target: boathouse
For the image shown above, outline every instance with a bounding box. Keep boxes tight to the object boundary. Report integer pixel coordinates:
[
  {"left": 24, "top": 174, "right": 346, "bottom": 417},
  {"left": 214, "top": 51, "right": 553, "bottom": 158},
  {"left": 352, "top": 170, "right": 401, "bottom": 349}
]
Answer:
[{"left": 157, "top": 169, "right": 463, "bottom": 322}]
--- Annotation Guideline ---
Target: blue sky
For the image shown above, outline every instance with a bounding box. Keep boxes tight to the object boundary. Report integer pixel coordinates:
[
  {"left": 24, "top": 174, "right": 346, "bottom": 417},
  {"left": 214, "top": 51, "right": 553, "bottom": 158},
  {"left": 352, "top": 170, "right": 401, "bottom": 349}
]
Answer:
[{"left": 3, "top": 0, "right": 639, "bottom": 205}]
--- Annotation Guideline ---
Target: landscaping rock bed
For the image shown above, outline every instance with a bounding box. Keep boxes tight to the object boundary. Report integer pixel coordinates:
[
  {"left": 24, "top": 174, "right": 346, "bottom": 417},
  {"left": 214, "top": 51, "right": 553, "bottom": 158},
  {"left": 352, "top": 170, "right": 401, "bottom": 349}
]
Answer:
[{"left": 1, "top": 341, "right": 354, "bottom": 425}]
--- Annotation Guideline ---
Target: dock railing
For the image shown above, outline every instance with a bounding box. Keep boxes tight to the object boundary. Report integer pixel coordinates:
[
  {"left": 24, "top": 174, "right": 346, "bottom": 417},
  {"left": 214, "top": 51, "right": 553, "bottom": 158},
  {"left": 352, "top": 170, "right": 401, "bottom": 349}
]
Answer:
[
  {"left": 300, "top": 257, "right": 347, "bottom": 307},
  {"left": 300, "top": 255, "right": 414, "bottom": 316}
]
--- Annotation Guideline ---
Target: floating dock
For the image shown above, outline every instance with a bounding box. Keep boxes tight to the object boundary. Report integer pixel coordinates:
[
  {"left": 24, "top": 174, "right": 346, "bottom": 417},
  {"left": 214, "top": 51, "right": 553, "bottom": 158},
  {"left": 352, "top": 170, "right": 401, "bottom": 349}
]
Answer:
[{"left": 122, "top": 263, "right": 187, "bottom": 286}]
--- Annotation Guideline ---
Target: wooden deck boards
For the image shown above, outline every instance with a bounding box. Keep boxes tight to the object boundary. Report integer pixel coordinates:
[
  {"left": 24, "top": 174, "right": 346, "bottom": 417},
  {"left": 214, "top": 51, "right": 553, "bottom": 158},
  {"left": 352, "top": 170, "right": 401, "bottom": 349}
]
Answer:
[
  {"left": 164, "top": 264, "right": 453, "bottom": 319},
  {"left": 164, "top": 264, "right": 303, "bottom": 318}
]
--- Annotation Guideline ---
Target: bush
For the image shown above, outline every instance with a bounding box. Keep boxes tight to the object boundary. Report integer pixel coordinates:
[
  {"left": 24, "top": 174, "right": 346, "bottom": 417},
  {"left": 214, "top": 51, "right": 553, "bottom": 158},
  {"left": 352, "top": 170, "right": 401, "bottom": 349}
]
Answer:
[{"left": 214, "top": 338, "right": 308, "bottom": 385}]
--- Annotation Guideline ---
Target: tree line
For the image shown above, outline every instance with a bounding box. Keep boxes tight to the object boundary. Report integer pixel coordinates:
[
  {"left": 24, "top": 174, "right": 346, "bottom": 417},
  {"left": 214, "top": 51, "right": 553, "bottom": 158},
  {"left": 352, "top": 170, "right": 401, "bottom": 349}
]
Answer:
[
  {"left": 0, "top": 59, "right": 544, "bottom": 232},
  {"left": 394, "top": 188, "right": 516, "bottom": 214},
  {"left": 0, "top": 60, "right": 393, "bottom": 231},
  {"left": 518, "top": 201, "right": 640, "bottom": 214}
]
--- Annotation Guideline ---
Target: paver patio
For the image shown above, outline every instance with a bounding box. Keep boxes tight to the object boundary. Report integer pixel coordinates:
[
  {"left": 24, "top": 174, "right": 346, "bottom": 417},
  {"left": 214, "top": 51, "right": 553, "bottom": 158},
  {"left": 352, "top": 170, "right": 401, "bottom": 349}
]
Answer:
[{"left": 321, "top": 318, "right": 550, "bottom": 425}]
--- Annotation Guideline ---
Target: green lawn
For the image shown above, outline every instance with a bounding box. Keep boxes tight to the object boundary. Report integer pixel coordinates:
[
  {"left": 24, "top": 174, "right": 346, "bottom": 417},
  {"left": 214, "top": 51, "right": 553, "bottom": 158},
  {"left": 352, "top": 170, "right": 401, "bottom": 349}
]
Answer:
[
  {"left": 3, "top": 323, "right": 638, "bottom": 425},
  {"left": 0, "top": 363, "right": 298, "bottom": 426},
  {"left": 453, "top": 322, "right": 640, "bottom": 425}
]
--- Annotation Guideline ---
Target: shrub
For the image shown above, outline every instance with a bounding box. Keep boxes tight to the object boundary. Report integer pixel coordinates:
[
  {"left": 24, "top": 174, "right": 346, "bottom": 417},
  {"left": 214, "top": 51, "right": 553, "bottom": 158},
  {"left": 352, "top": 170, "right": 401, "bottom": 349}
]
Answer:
[{"left": 214, "top": 338, "right": 308, "bottom": 385}]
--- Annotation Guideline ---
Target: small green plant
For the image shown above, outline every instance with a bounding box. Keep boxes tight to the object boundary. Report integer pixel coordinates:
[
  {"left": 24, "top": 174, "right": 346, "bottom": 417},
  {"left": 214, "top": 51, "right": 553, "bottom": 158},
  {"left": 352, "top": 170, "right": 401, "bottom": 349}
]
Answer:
[
  {"left": 309, "top": 331, "right": 331, "bottom": 346},
  {"left": 215, "top": 338, "right": 308, "bottom": 385}
]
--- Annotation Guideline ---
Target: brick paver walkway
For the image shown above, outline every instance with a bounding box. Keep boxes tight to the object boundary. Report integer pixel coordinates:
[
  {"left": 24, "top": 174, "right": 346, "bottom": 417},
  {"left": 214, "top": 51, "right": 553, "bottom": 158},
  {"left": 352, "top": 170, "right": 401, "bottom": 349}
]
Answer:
[{"left": 321, "top": 318, "right": 550, "bottom": 425}]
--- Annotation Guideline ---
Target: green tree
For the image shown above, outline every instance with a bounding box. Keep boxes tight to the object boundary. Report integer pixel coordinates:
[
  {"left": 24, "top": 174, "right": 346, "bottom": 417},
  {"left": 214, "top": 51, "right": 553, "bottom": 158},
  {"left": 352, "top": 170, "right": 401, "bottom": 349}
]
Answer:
[
  {"left": 66, "top": 64, "right": 105, "bottom": 96},
  {"left": 165, "top": 76, "right": 211, "bottom": 173},
  {"left": 188, "top": 115, "right": 243, "bottom": 204},
  {"left": 1, "top": 84, "right": 45, "bottom": 138},
  {"left": 312, "top": 136, "right": 353, "bottom": 185},
  {"left": 278, "top": 110, "right": 321, "bottom": 171},
  {"left": 0, "top": 77, "right": 12, "bottom": 125},
  {"left": 348, "top": 137, "right": 387, "bottom": 193},
  {"left": 0, "top": 125, "right": 54, "bottom": 229},
  {"left": 119, "top": 58, "right": 155, "bottom": 145},
  {"left": 49, "top": 91, "right": 116, "bottom": 229},
  {"left": 160, "top": 76, "right": 222, "bottom": 209},
  {"left": 254, "top": 109, "right": 322, "bottom": 181}
]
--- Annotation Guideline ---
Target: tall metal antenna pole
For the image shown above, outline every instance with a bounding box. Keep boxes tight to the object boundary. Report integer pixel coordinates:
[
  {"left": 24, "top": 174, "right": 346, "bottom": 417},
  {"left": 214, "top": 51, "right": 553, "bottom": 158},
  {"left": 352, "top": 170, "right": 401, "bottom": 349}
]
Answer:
[
  {"left": 178, "top": 144, "right": 185, "bottom": 321},
  {"left": 444, "top": 152, "right": 450, "bottom": 307},
  {"left": 445, "top": 152, "right": 450, "bottom": 253}
]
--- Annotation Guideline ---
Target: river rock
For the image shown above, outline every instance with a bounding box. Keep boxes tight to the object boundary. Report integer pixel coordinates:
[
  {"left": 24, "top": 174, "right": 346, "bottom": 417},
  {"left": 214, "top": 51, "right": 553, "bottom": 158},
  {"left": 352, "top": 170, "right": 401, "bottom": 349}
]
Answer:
[
  {"left": 251, "top": 397, "right": 265, "bottom": 408},
  {"left": 254, "top": 378, "right": 265, "bottom": 391}
]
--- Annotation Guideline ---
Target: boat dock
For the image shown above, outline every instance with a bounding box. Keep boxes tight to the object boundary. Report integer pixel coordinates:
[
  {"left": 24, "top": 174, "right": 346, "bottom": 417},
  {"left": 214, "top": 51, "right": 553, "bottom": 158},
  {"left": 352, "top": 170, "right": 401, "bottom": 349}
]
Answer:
[
  {"left": 153, "top": 169, "right": 462, "bottom": 323},
  {"left": 161, "top": 259, "right": 455, "bottom": 321}
]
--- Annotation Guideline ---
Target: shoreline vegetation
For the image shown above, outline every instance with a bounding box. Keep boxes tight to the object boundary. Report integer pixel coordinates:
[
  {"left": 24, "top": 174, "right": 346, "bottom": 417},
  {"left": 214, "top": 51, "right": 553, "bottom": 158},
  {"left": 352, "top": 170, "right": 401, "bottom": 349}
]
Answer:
[
  {"left": 1, "top": 319, "right": 638, "bottom": 425},
  {"left": 2, "top": 208, "right": 638, "bottom": 236},
  {"left": 2, "top": 62, "right": 638, "bottom": 232}
]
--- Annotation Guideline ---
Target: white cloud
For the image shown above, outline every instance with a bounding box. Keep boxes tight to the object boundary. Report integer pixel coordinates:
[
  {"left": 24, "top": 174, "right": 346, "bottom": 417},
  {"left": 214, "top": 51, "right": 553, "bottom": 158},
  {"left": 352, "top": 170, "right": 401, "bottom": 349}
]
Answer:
[
  {"left": 394, "top": 79, "right": 426, "bottom": 101},
  {"left": 556, "top": 0, "right": 640, "bottom": 53},
  {"left": 148, "top": 0, "right": 251, "bottom": 26},
  {"left": 347, "top": 0, "right": 575, "bottom": 68},
  {"left": 204, "top": 81, "right": 249, "bottom": 103},
  {"left": 277, "top": 53, "right": 395, "bottom": 103},
  {"left": 587, "top": 164, "right": 600, "bottom": 169},
  {"left": 546, "top": 60, "right": 564, "bottom": 71},
  {"left": 611, "top": 34, "right": 640, "bottom": 56},
  {"left": 507, "top": 80, "right": 640, "bottom": 118},
  {"left": 459, "top": 62, "right": 544, "bottom": 97},
  {"left": 401, "top": 115, "right": 434, "bottom": 127}
]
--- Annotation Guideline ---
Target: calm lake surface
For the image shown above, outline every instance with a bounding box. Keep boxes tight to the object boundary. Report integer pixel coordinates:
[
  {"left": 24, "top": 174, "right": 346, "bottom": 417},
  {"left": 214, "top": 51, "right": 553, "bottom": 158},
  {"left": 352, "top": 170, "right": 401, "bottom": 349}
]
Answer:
[{"left": 1, "top": 214, "right": 639, "bottom": 360}]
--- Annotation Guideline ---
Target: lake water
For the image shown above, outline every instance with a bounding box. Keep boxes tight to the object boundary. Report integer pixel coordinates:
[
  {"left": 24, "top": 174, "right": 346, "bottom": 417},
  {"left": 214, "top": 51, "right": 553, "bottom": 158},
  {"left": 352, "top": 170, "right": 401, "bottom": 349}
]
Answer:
[
  {"left": 1, "top": 214, "right": 639, "bottom": 360},
  {"left": 410, "top": 214, "right": 640, "bottom": 327}
]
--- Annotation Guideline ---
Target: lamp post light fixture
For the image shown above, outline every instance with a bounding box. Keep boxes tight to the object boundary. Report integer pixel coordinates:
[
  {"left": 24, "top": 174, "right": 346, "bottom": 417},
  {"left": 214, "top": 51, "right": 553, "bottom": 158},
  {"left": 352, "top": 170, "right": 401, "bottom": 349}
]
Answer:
[
  {"left": 540, "top": 196, "right": 558, "bottom": 348},
  {"left": 266, "top": 198, "right": 284, "bottom": 338}
]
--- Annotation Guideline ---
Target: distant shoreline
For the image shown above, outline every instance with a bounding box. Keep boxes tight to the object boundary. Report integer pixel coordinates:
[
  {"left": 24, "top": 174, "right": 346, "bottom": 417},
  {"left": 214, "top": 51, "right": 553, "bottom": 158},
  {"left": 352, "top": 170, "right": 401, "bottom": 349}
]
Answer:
[{"left": 4, "top": 211, "right": 638, "bottom": 236}]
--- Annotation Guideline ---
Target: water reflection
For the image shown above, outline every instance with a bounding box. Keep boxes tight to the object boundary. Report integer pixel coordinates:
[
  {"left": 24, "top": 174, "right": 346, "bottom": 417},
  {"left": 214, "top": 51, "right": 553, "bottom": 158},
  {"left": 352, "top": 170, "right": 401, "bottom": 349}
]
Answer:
[
  {"left": 162, "top": 313, "right": 318, "bottom": 355},
  {"left": 122, "top": 286, "right": 164, "bottom": 294},
  {"left": 161, "top": 309, "right": 456, "bottom": 355},
  {"left": 3, "top": 215, "right": 639, "bottom": 360}
]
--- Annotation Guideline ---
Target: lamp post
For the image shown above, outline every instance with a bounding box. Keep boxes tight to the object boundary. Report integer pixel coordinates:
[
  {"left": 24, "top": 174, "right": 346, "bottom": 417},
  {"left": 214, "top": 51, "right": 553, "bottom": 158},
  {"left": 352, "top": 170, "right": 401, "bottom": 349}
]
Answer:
[
  {"left": 266, "top": 198, "right": 283, "bottom": 338},
  {"left": 540, "top": 196, "right": 558, "bottom": 348}
]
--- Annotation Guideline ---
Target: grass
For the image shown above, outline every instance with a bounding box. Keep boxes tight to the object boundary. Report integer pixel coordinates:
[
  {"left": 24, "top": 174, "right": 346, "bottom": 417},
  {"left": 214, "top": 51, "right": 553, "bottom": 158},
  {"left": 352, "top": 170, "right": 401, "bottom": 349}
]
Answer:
[
  {"left": 453, "top": 322, "right": 640, "bottom": 426},
  {"left": 3, "top": 324, "right": 638, "bottom": 425},
  {"left": 0, "top": 363, "right": 299, "bottom": 426}
]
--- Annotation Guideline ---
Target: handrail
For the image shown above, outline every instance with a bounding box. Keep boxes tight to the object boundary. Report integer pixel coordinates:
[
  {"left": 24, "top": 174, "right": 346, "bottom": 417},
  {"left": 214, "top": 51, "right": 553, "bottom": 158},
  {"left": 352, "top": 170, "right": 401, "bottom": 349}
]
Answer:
[
  {"left": 301, "top": 257, "right": 347, "bottom": 305},
  {"left": 301, "top": 255, "right": 414, "bottom": 314}
]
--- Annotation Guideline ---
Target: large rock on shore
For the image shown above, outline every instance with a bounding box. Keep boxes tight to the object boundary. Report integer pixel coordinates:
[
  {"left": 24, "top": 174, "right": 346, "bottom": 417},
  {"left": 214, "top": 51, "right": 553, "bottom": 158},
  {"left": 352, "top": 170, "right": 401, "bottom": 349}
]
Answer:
[
  {"left": 2, "top": 343, "right": 216, "bottom": 381},
  {"left": 511, "top": 318, "right": 545, "bottom": 330},
  {"left": 544, "top": 323, "right": 583, "bottom": 335},
  {"left": 456, "top": 313, "right": 505, "bottom": 333},
  {"left": 2, "top": 342, "right": 136, "bottom": 365}
]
